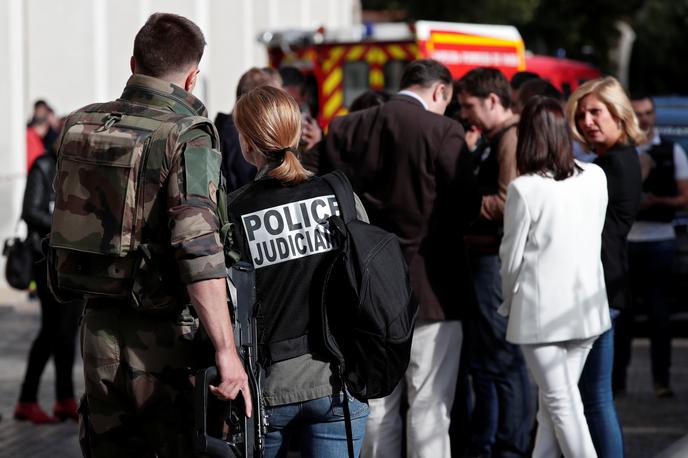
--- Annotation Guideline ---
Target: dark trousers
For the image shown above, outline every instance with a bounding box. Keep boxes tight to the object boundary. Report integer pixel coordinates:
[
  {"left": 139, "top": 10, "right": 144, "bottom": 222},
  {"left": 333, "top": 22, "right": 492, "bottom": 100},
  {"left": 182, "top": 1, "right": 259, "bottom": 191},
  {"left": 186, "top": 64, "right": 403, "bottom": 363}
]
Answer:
[
  {"left": 614, "top": 239, "right": 675, "bottom": 391},
  {"left": 19, "top": 260, "right": 83, "bottom": 402},
  {"left": 467, "top": 254, "right": 533, "bottom": 458}
]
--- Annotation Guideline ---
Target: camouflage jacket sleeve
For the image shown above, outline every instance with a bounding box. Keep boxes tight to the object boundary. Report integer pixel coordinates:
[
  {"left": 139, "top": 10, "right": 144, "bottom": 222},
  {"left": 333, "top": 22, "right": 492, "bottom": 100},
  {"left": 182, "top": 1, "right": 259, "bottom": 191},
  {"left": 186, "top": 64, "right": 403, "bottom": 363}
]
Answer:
[{"left": 167, "top": 127, "right": 226, "bottom": 283}]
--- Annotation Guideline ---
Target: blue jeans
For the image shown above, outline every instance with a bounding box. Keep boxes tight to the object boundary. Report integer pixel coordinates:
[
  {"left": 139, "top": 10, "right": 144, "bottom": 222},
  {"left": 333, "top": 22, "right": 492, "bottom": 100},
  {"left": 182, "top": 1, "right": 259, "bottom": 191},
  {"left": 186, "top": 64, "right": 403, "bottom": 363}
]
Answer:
[
  {"left": 579, "top": 309, "right": 624, "bottom": 458},
  {"left": 467, "top": 254, "right": 533, "bottom": 457},
  {"left": 264, "top": 392, "right": 369, "bottom": 458}
]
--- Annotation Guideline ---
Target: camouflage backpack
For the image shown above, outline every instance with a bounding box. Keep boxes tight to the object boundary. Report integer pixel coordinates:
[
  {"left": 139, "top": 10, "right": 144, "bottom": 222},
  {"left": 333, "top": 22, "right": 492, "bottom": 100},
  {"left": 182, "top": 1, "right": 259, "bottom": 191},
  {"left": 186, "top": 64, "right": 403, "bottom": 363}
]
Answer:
[{"left": 48, "top": 101, "right": 220, "bottom": 314}]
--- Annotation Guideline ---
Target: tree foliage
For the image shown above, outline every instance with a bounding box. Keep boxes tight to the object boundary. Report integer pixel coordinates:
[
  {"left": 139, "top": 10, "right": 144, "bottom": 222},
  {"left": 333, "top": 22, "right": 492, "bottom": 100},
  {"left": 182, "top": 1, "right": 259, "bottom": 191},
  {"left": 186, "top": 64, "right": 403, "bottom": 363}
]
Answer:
[
  {"left": 363, "top": 0, "right": 539, "bottom": 24},
  {"left": 629, "top": 0, "right": 688, "bottom": 94},
  {"left": 362, "top": 0, "right": 687, "bottom": 94}
]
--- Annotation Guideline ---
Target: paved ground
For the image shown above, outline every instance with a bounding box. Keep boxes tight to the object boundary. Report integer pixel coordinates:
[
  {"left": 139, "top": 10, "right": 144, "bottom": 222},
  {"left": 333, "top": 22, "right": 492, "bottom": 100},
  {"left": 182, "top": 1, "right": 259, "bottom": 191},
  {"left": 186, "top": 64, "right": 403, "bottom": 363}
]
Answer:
[
  {"left": 0, "top": 288, "right": 687, "bottom": 457},
  {"left": 617, "top": 338, "right": 688, "bottom": 457},
  {"left": 0, "top": 289, "right": 82, "bottom": 458}
]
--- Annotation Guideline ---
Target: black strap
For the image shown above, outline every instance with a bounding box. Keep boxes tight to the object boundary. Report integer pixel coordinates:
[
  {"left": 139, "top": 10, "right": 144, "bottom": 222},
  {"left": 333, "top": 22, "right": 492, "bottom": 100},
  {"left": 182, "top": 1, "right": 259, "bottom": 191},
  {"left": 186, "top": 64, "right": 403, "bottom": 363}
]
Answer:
[
  {"left": 322, "top": 171, "right": 356, "bottom": 224},
  {"left": 342, "top": 383, "right": 355, "bottom": 458},
  {"left": 323, "top": 171, "right": 356, "bottom": 458}
]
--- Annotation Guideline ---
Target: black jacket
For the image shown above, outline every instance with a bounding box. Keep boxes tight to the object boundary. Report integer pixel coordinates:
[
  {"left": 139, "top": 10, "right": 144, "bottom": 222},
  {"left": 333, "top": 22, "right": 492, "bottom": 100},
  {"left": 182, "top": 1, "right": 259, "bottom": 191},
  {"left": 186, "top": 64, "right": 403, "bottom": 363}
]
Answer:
[
  {"left": 22, "top": 151, "right": 56, "bottom": 238},
  {"left": 594, "top": 143, "right": 642, "bottom": 310},
  {"left": 228, "top": 175, "right": 340, "bottom": 362}
]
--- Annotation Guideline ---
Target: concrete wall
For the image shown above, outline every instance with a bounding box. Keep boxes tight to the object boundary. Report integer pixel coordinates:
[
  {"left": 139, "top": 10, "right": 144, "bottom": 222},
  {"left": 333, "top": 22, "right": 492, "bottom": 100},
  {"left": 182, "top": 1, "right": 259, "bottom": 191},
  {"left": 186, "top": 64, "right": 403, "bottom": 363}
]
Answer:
[{"left": 0, "top": 0, "right": 360, "bottom": 286}]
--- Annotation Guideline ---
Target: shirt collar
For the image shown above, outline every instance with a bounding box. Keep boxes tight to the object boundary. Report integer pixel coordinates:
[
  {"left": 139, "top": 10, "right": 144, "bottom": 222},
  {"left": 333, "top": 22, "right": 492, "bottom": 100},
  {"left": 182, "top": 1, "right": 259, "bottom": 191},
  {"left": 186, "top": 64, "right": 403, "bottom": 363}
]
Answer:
[
  {"left": 120, "top": 74, "right": 208, "bottom": 117},
  {"left": 397, "top": 90, "right": 428, "bottom": 111}
]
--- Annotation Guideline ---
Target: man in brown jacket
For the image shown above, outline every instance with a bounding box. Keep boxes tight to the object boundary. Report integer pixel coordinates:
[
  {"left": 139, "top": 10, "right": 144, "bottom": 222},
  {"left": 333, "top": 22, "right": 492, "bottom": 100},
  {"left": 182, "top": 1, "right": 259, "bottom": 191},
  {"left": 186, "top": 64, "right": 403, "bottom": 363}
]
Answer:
[{"left": 308, "top": 59, "right": 480, "bottom": 458}]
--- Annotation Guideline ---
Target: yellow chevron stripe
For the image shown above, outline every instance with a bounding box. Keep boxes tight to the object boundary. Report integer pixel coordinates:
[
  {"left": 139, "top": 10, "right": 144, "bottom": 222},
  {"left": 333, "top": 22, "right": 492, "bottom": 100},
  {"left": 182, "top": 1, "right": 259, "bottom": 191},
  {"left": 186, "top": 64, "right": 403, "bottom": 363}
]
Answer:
[
  {"left": 323, "top": 47, "right": 345, "bottom": 74},
  {"left": 323, "top": 90, "right": 343, "bottom": 119},
  {"left": 386, "top": 45, "right": 407, "bottom": 60},
  {"left": 346, "top": 45, "right": 366, "bottom": 61},
  {"left": 323, "top": 67, "right": 342, "bottom": 96},
  {"left": 406, "top": 44, "right": 420, "bottom": 58},
  {"left": 367, "top": 47, "right": 387, "bottom": 65},
  {"left": 370, "top": 68, "right": 384, "bottom": 87}
]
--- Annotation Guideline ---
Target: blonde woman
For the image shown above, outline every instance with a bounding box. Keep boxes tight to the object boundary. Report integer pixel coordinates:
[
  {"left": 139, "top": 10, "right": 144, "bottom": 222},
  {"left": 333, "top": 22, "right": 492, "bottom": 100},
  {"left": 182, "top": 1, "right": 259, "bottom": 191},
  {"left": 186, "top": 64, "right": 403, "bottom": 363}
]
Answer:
[
  {"left": 566, "top": 76, "right": 644, "bottom": 457},
  {"left": 228, "top": 86, "right": 369, "bottom": 457}
]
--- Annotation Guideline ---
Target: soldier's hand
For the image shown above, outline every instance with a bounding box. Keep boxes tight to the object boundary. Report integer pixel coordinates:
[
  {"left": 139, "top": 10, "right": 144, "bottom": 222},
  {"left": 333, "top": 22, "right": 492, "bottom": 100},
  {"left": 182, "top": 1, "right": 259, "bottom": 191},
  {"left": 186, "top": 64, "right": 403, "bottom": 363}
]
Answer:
[{"left": 210, "top": 349, "right": 253, "bottom": 418}]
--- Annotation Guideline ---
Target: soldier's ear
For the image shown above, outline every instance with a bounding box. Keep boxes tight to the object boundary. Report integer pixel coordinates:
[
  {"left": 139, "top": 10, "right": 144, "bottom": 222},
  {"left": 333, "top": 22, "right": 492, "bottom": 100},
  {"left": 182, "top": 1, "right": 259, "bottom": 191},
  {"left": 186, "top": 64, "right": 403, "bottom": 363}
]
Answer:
[
  {"left": 184, "top": 67, "right": 200, "bottom": 93},
  {"left": 130, "top": 56, "right": 136, "bottom": 74}
]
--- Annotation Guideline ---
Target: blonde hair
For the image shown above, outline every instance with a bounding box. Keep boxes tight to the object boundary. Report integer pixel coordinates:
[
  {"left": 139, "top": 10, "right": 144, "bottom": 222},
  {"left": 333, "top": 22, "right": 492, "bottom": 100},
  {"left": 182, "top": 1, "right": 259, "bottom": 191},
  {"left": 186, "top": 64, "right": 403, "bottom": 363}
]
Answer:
[
  {"left": 565, "top": 76, "right": 645, "bottom": 149},
  {"left": 233, "top": 86, "right": 312, "bottom": 185}
]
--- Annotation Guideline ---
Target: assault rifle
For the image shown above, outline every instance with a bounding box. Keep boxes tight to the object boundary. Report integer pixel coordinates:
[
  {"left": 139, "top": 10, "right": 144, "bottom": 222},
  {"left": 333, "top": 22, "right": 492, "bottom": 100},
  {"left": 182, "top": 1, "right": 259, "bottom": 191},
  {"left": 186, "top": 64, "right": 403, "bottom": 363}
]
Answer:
[{"left": 194, "top": 261, "right": 267, "bottom": 457}]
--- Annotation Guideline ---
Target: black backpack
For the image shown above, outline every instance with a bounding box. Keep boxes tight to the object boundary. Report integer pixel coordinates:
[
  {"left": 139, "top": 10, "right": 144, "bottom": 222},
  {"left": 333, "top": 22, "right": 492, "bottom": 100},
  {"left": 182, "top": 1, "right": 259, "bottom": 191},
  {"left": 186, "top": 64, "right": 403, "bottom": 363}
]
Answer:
[{"left": 321, "top": 171, "right": 418, "bottom": 401}]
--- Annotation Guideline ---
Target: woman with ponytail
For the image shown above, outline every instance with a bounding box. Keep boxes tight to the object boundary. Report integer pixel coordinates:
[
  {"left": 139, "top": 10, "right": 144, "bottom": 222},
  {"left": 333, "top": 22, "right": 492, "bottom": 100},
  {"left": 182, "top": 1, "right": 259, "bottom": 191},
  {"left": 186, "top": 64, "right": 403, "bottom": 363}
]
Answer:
[{"left": 229, "top": 86, "right": 369, "bottom": 457}]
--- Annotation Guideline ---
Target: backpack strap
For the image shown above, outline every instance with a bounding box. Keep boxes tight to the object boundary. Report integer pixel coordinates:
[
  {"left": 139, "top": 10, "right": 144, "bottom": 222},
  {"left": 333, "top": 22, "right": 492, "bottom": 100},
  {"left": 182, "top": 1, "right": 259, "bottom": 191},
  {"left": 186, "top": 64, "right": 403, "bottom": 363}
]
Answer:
[
  {"left": 322, "top": 170, "right": 356, "bottom": 458},
  {"left": 343, "top": 391, "right": 355, "bottom": 458},
  {"left": 322, "top": 171, "right": 356, "bottom": 223}
]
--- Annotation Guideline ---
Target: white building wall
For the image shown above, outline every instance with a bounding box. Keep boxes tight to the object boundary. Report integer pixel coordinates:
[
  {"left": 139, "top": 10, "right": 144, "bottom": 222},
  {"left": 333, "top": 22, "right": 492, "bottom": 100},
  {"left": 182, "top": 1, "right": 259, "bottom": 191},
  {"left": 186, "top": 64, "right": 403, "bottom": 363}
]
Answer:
[
  {"left": 0, "top": 0, "right": 27, "bottom": 266},
  {"left": 0, "top": 0, "right": 360, "bottom": 287}
]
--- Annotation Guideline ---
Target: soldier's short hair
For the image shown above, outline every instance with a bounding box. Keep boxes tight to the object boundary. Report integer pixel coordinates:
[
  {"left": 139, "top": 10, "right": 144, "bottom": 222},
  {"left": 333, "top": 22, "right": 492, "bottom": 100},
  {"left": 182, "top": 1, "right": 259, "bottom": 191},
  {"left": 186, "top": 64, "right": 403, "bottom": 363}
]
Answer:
[
  {"left": 458, "top": 67, "right": 512, "bottom": 109},
  {"left": 134, "top": 13, "right": 206, "bottom": 78},
  {"left": 400, "top": 59, "right": 452, "bottom": 91}
]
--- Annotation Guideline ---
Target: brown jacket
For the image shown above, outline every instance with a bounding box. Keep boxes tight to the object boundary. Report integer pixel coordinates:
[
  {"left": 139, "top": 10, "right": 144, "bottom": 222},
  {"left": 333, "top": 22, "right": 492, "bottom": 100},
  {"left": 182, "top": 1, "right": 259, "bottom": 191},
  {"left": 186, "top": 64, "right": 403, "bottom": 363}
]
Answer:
[
  {"left": 480, "top": 114, "right": 520, "bottom": 221},
  {"left": 304, "top": 95, "right": 480, "bottom": 320}
]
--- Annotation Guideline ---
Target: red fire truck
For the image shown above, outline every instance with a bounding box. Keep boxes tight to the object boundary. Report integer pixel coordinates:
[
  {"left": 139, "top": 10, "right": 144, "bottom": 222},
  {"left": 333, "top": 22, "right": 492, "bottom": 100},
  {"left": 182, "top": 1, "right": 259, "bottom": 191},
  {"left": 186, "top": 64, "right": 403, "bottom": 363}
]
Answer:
[{"left": 260, "top": 20, "right": 600, "bottom": 127}]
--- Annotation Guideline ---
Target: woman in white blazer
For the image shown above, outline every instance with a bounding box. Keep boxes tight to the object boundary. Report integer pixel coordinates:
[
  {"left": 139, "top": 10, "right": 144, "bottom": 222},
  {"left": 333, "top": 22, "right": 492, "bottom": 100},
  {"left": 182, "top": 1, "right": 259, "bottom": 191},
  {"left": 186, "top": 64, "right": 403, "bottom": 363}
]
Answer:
[{"left": 499, "top": 96, "right": 611, "bottom": 457}]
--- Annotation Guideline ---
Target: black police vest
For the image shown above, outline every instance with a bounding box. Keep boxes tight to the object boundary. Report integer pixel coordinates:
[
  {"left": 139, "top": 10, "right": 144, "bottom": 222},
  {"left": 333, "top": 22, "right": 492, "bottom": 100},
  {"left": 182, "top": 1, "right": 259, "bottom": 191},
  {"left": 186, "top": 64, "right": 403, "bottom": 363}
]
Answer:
[
  {"left": 469, "top": 123, "right": 518, "bottom": 237},
  {"left": 227, "top": 176, "right": 341, "bottom": 364},
  {"left": 637, "top": 139, "right": 678, "bottom": 223}
]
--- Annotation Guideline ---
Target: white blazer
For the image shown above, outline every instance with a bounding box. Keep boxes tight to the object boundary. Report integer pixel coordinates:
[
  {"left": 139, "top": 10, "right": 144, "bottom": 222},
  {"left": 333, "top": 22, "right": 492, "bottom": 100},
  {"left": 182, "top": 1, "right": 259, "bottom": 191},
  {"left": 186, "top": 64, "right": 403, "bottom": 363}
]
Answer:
[{"left": 499, "top": 161, "right": 611, "bottom": 344}]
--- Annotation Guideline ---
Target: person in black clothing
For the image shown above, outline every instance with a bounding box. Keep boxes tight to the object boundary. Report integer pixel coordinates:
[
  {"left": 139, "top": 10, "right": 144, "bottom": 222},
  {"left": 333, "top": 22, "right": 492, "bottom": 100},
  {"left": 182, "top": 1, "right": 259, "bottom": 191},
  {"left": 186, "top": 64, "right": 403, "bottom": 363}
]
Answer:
[
  {"left": 14, "top": 143, "right": 84, "bottom": 424},
  {"left": 214, "top": 67, "right": 283, "bottom": 191},
  {"left": 566, "top": 76, "right": 644, "bottom": 458},
  {"left": 613, "top": 95, "right": 688, "bottom": 399},
  {"left": 228, "top": 85, "right": 369, "bottom": 457}
]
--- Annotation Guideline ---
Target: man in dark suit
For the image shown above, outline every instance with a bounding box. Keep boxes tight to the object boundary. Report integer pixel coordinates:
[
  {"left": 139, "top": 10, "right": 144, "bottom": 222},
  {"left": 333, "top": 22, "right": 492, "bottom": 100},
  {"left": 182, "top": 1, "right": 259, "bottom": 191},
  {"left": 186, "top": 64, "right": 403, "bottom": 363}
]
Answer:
[{"left": 308, "top": 59, "right": 480, "bottom": 458}]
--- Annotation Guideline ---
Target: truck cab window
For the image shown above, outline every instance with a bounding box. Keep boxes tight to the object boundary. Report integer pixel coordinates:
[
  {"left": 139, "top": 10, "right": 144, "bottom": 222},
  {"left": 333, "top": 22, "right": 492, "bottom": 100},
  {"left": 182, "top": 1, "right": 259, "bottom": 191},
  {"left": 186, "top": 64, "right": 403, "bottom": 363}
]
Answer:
[
  {"left": 384, "top": 60, "right": 408, "bottom": 93},
  {"left": 344, "top": 61, "right": 370, "bottom": 108}
]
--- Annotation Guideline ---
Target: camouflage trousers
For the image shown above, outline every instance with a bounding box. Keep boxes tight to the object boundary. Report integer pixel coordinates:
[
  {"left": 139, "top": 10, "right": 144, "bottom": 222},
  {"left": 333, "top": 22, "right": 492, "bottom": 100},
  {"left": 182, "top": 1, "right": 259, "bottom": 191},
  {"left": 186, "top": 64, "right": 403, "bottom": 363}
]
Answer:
[{"left": 79, "top": 305, "right": 198, "bottom": 458}]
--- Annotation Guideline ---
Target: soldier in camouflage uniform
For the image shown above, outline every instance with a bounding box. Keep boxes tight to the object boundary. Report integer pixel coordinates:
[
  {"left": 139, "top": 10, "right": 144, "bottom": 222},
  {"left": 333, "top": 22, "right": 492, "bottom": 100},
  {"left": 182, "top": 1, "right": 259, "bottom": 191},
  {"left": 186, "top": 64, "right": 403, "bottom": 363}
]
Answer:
[{"left": 49, "top": 13, "right": 251, "bottom": 457}]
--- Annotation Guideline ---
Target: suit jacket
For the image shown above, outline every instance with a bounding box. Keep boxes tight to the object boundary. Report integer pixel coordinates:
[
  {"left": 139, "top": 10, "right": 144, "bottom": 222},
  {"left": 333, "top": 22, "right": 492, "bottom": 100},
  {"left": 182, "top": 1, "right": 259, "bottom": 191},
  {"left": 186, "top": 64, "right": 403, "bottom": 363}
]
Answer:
[
  {"left": 214, "top": 112, "right": 257, "bottom": 192},
  {"left": 594, "top": 143, "right": 642, "bottom": 310},
  {"left": 309, "top": 94, "right": 481, "bottom": 320},
  {"left": 499, "top": 161, "right": 611, "bottom": 344}
]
